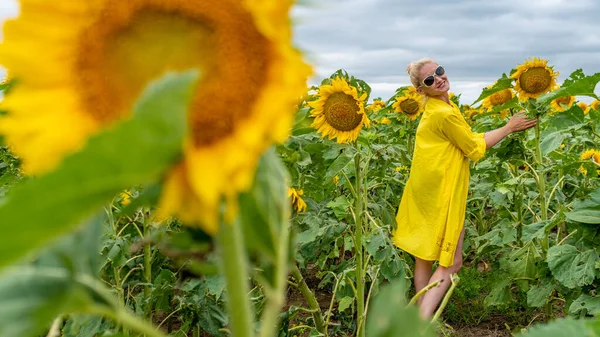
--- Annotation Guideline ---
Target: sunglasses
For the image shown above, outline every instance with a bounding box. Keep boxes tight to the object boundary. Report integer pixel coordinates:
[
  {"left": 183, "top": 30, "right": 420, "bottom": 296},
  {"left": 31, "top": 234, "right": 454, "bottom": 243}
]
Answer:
[{"left": 420, "top": 65, "right": 445, "bottom": 87}]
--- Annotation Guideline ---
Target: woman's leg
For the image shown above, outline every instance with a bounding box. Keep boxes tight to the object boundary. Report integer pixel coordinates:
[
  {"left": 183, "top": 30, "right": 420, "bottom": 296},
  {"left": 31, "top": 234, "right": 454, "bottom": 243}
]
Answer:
[
  {"left": 418, "top": 229, "right": 465, "bottom": 319},
  {"left": 414, "top": 258, "right": 433, "bottom": 304}
]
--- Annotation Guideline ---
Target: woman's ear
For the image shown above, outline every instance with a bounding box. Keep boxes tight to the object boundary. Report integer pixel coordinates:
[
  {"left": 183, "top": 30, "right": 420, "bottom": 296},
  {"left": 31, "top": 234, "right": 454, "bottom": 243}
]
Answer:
[{"left": 417, "top": 87, "right": 425, "bottom": 95}]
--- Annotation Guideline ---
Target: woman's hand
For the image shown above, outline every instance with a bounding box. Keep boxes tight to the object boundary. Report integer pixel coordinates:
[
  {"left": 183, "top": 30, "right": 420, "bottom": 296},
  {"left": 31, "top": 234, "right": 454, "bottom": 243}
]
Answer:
[{"left": 506, "top": 112, "right": 537, "bottom": 133}]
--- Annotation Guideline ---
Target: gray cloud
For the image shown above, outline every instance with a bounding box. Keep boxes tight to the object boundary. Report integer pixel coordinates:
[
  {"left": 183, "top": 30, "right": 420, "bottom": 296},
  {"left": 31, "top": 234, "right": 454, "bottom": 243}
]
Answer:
[
  {"left": 293, "top": 0, "right": 600, "bottom": 103},
  {"left": 0, "top": 1, "right": 597, "bottom": 104}
]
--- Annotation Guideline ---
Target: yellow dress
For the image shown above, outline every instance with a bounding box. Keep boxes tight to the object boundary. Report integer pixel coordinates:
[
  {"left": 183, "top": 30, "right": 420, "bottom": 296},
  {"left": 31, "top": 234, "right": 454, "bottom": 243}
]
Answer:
[{"left": 392, "top": 97, "right": 486, "bottom": 267}]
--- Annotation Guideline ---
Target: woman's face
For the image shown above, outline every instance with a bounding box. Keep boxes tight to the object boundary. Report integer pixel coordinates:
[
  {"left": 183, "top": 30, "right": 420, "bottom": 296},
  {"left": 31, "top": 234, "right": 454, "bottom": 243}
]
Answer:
[{"left": 417, "top": 62, "right": 450, "bottom": 96}]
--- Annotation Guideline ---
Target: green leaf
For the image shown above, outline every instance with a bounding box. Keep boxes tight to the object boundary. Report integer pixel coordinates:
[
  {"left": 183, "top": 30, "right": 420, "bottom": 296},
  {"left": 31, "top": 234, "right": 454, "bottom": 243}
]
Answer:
[
  {"left": 0, "top": 71, "right": 197, "bottom": 268},
  {"left": 548, "top": 105, "right": 586, "bottom": 130},
  {"left": 540, "top": 131, "right": 567, "bottom": 155},
  {"left": 537, "top": 70, "right": 600, "bottom": 105},
  {"left": 484, "top": 278, "right": 514, "bottom": 307},
  {"left": 547, "top": 245, "right": 598, "bottom": 289},
  {"left": 566, "top": 208, "right": 600, "bottom": 224},
  {"left": 484, "top": 96, "right": 522, "bottom": 114},
  {"left": 239, "top": 148, "right": 290, "bottom": 259},
  {"left": 517, "top": 317, "right": 600, "bottom": 337},
  {"left": 62, "top": 315, "right": 112, "bottom": 337},
  {"left": 472, "top": 74, "right": 513, "bottom": 104},
  {"left": 505, "top": 242, "right": 541, "bottom": 281},
  {"left": 569, "top": 294, "right": 600, "bottom": 317},
  {"left": 338, "top": 296, "right": 354, "bottom": 313},
  {"left": 0, "top": 266, "right": 96, "bottom": 337},
  {"left": 366, "top": 280, "right": 435, "bottom": 337},
  {"left": 327, "top": 195, "right": 352, "bottom": 220},
  {"left": 527, "top": 283, "right": 554, "bottom": 307},
  {"left": 324, "top": 148, "right": 356, "bottom": 183}
]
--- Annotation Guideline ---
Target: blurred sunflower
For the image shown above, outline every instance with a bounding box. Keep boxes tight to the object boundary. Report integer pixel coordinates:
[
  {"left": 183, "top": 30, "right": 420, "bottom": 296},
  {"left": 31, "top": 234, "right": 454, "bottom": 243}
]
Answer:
[
  {"left": 550, "top": 95, "right": 575, "bottom": 112},
  {"left": 0, "top": 0, "right": 311, "bottom": 234},
  {"left": 392, "top": 92, "right": 423, "bottom": 120},
  {"left": 120, "top": 191, "right": 132, "bottom": 206},
  {"left": 288, "top": 187, "right": 307, "bottom": 213},
  {"left": 380, "top": 117, "right": 392, "bottom": 125},
  {"left": 481, "top": 85, "right": 513, "bottom": 118},
  {"left": 577, "top": 102, "right": 591, "bottom": 115},
  {"left": 367, "top": 98, "right": 386, "bottom": 112},
  {"left": 309, "top": 76, "right": 369, "bottom": 143},
  {"left": 511, "top": 58, "right": 558, "bottom": 101},
  {"left": 591, "top": 100, "right": 600, "bottom": 112},
  {"left": 581, "top": 149, "right": 600, "bottom": 163},
  {"left": 461, "top": 105, "right": 481, "bottom": 124}
]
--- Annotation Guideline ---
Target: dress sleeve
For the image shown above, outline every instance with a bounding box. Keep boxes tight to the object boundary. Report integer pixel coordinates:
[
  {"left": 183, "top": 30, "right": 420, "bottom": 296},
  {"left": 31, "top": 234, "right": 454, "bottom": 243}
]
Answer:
[{"left": 440, "top": 113, "right": 487, "bottom": 162}]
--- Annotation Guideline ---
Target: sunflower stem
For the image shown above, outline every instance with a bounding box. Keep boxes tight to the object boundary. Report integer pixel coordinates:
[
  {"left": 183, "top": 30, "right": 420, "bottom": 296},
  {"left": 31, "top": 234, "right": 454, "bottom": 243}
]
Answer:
[
  {"left": 533, "top": 121, "right": 548, "bottom": 235},
  {"left": 87, "top": 304, "right": 168, "bottom": 337},
  {"left": 259, "top": 191, "right": 292, "bottom": 337},
  {"left": 512, "top": 164, "right": 524, "bottom": 247},
  {"left": 143, "top": 213, "right": 153, "bottom": 320},
  {"left": 533, "top": 114, "right": 552, "bottom": 319},
  {"left": 291, "top": 265, "right": 326, "bottom": 334},
  {"left": 353, "top": 145, "right": 366, "bottom": 337},
  {"left": 217, "top": 218, "right": 255, "bottom": 337}
]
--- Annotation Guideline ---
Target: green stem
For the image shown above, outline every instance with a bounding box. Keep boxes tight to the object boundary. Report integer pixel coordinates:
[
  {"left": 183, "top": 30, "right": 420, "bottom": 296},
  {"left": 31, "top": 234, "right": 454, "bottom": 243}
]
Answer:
[
  {"left": 534, "top": 122, "right": 548, "bottom": 242},
  {"left": 354, "top": 148, "right": 365, "bottom": 337},
  {"left": 432, "top": 274, "right": 460, "bottom": 322},
  {"left": 217, "top": 219, "right": 255, "bottom": 337},
  {"left": 291, "top": 265, "right": 326, "bottom": 334},
  {"left": 143, "top": 216, "right": 152, "bottom": 319},
  {"left": 88, "top": 305, "right": 168, "bottom": 337},
  {"left": 407, "top": 120, "right": 415, "bottom": 156},
  {"left": 407, "top": 279, "right": 442, "bottom": 307},
  {"left": 534, "top": 119, "right": 552, "bottom": 319},
  {"left": 513, "top": 165, "right": 524, "bottom": 247},
  {"left": 112, "top": 265, "right": 127, "bottom": 334},
  {"left": 259, "top": 201, "right": 291, "bottom": 337}
]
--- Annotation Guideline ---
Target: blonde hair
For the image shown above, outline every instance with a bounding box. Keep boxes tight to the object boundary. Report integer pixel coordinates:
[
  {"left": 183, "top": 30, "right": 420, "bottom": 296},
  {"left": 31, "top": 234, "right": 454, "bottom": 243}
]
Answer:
[{"left": 406, "top": 58, "right": 436, "bottom": 88}]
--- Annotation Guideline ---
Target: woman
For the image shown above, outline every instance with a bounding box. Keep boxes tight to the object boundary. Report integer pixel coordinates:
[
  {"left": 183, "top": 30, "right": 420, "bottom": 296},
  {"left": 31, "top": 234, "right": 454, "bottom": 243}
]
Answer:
[{"left": 392, "top": 58, "right": 536, "bottom": 319}]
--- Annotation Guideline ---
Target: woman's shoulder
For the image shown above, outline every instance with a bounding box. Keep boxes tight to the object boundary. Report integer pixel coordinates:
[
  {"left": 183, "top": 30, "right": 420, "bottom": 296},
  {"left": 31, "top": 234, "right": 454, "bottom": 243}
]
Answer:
[{"left": 425, "top": 98, "right": 459, "bottom": 118}]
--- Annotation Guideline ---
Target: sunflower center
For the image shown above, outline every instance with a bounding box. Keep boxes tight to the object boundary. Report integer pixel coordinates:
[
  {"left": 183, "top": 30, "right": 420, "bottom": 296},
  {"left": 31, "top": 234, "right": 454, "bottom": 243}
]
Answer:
[
  {"left": 76, "top": 0, "right": 269, "bottom": 146},
  {"left": 519, "top": 67, "right": 552, "bottom": 94},
  {"left": 489, "top": 89, "right": 512, "bottom": 106},
  {"left": 556, "top": 96, "right": 572, "bottom": 105},
  {"left": 400, "top": 99, "right": 420, "bottom": 115},
  {"left": 323, "top": 92, "right": 362, "bottom": 131}
]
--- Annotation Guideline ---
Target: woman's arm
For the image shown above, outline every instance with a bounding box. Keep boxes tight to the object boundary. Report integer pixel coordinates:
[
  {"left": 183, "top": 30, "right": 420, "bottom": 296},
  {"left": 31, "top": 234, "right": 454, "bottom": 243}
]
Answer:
[{"left": 484, "top": 113, "right": 537, "bottom": 149}]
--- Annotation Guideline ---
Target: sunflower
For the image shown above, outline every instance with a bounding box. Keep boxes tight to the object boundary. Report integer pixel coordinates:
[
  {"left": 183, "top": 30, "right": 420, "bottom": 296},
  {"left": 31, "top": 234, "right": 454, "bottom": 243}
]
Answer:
[
  {"left": 380, "top": 117, "right": 392, "bottom": 125},
  {"left": 392, "top": 92, "right": 423, "bottom": 121},
  {"left": 367, "top": 98, "right": 386, "bottom": 112},
  {"left": 550, "top": 95, "right": 575, "bottom": 112},
  {"left": 481, "top": 85, "right": 513, "bottom": 118},
  {"left": 591, "top": 100, "right": 600, "bottom": 112},
  {"left": 308, "top": 76, "right": 370, "bottom": 143},
  {"left": 581, "top": 149, "right": 600, "bottom": 163},
  {"left": 119, "top": 190, "right": 132, "bottom": 206},
  {"left": 288, "top": 187, "right": 307, "bottom": 213},
  {"left": 461, "top": 105, "right": 481, "bottom": 123},
  {"left": 511, "top": 57, "right": 558, "bottom": 101},
  {"left": 0, "top": 0, "right": 311, "bottom": 234},
  {"left": 577, "top": 102, "right": 591, "bottom": 115}
]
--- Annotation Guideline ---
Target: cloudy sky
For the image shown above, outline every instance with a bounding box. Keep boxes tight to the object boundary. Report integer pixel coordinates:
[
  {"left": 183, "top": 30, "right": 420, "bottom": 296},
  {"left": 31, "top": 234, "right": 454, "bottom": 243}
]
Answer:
[
  {"left": 1, "top": 0, "right": 599, "bottom": 104},
  {"left": 292, "top": 0, "right": 600, "bottom": 103}
]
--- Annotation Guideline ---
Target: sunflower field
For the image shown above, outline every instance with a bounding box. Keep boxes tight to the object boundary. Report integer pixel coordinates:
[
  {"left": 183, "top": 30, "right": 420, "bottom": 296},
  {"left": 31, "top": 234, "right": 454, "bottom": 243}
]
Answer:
[{"left": 0, "top": 2, "right": 600, "bottom": 337}]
